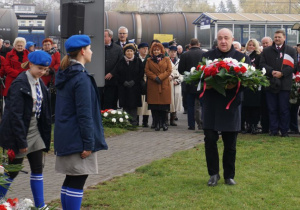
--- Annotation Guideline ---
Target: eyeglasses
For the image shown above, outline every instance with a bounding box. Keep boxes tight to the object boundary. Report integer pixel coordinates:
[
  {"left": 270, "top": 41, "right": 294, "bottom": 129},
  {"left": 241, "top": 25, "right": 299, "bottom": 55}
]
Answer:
[{"left": 119, "top": 33, "right": 127, "bottom": 35}]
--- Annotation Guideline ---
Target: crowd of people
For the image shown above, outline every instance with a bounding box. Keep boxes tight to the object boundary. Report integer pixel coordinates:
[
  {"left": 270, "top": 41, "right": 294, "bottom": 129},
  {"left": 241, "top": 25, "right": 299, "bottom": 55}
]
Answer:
[
  {"left": 104, "top": 26, "right": 300, "bottom": 135},
  {"left": 0, "top": 26, "right": 299, "bottom": 208}
]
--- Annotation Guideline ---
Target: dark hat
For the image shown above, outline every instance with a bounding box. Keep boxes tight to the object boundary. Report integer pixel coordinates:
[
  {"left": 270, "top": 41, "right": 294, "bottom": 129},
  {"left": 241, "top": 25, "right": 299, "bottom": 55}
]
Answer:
[
  {"left": 65, "top": 35, "right": 91, "bottom": 52},
  {"left": 162, "top": 42, "right": 169, "bottom": 48},
  {"left": 4, "top": 40, "right": 10, "bottom": 44},
  {"left": 25, "top": 41, "right": 36, "bottom": 50},
  {"left": 138, "top": 42, "right": 149, "bottom": 49},
  {"left": 28, "top": 51, "right": 52, "bottom": 66},
  {"left": 169, "top": 46, "right": 177, "bottom": 51},
  {"left": 297, "top": 43, "right": 300, "bottom": 46},
  {"left": 123, "top": 43, "right": 136, "bottom": 54}
]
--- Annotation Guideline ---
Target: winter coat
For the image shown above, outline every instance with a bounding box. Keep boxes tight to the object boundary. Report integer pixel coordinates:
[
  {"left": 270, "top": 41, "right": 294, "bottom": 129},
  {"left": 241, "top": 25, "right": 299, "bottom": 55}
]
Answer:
[
  {"left": 3, "top": 49, "right": 29, "bottom": 96},
  {"left": 178, "top": 47, "right": 204, "bottom": 94},
  {"left": 105, "top": 41, "right": 123, "bottom": 86},
  {"left": 54, "top": 63, "right": 108, "bottom": 156},
  {"left": 0, "top": 71, "right": 51, "bottom": 153},
  {"left": 260, "top": 42, "right": 296, "bottom": 91},
  {"left": 0, "top": 56, "right": 5, "bottom": 78},
  {"left": 145, "top": 56, "right": 172, "bottom": 105},
  {"left": 243, "top": 51, "right": 261, "bottom": 107},
  {"left": 112, "top": 56, "right": 144, "bottom": 108},
  {"left": 41, "top": 51, "right": 61, "bottom": 87},
  {"left": 200, "top": 46, "right": 251, "bottom": 131}
]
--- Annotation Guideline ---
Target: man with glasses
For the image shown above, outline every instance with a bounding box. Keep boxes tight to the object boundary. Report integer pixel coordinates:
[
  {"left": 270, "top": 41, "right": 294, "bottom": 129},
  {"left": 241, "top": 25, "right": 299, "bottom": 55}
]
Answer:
[{"left": 115, "top": 26, "right": 129, "bottom": 48}]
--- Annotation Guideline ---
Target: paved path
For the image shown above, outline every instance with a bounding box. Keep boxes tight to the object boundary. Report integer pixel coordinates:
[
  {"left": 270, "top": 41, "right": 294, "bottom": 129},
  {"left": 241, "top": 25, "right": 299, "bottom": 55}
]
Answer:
[{"left": 7, "top": 112, "right": 204, "bottom": 203}]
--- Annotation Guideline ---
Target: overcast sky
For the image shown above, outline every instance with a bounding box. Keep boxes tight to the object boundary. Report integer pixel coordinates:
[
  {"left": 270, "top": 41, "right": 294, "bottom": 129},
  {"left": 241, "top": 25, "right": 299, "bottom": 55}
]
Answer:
[{"left": 209, "top": 0, "right": 240, "bottom": 8}]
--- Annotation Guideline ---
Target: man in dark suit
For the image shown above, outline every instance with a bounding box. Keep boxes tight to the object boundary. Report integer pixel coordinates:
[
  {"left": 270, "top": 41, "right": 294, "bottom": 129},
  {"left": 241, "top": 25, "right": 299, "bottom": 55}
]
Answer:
[
  {"left": 103, "top": 28, "right": 123, "bottom": 109},
  {"left": 115, "top": 26, "right": 129, "bottom": 48},
  {"left": 178, "top": 38, "right": 204, "bottom": 130},
  {"left": 200, "top": 28, "right": 251, "bottom": 186},
  {"left": 260, "top": 29, "right": 297, "bottom": 137}
]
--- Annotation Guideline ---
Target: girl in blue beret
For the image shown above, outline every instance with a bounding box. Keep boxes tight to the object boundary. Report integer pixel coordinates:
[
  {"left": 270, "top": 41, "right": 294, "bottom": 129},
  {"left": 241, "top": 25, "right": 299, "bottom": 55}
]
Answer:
[
  {"left": 0, "top": 50, "right": 52, "bottom": 209},
  {"left": 54, "top": 35, "right": 108, "bottom": 210}
]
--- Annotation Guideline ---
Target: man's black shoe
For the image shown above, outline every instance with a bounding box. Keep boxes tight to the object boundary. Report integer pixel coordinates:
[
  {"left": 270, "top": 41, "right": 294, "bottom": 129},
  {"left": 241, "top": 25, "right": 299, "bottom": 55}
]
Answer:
[
  {"left": 207, "top": 174, "right": 220, "bottom": 186},
  {"left": 225, "top": 179, "right": 236, "bottom": 185},
  {"left": 269, "top": 133, "right": 279, "bottom": 136},
  {"left": 281, "top": 133, "right": 289, "bottom": 137},
  {"left": 188, "top": 127, "right": 195, "bottom": 130}
]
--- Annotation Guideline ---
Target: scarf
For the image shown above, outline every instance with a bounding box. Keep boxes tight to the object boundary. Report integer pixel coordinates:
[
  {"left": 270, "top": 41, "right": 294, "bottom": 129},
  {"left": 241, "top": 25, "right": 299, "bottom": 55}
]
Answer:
[
  {"left": 245, "top": 50, "right": 253, "bottom": 56},
  {"left": 16, "top": 50, "right": 24, "bottom": 63},
  {"left": 124, "top": 55, "right": 135, "bottom": 65},
  {"left": 151, "top": 54, "right": 163, "bottom": 63}
]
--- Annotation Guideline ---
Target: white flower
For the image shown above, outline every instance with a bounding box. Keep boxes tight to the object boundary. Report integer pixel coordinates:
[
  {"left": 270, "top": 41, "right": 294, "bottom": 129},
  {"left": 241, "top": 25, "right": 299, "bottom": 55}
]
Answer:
[
  {"left": 103, "top": 112, "right": 108, "bottom": 117},
  {"left": 112, "top": 118, "right": 116, "bottom": 123},
  {"left": 119, "top": 118, "right": 124, "bottom": 122},
  {"left": 262, "top": 67, "right": 266, "bottom": 75},
  {"left": 125, "top": 115, "right": 129, "bottom": 119},
  {"left": 123, "top": 111, "right": 127, "bottom": 114},
  {"left": 223, "top": 58, "right": 233, "bottom": 63},
  {"left": 0, "top": 165, "right": 4, "bottom": 175},
  {"left": 190, "top": 67, "right": 196, "bottom": 73},
  {"left": 16, "top": 198, "right": 34, "bottom": 210},
  {"left": 111, "top": 110, "right": 116, "bottom": 114},
  {"left": 240, "top": 63, "right": 249, "bottom": 69},
  {"left": 118, "top": 111, "right": 122, "bottom": 115},
  {"left": 2, "top": 202, "right": 12, "bottom": 210},
  {"left": 250, "top": 66, "right": 256, "bottom": 71}
]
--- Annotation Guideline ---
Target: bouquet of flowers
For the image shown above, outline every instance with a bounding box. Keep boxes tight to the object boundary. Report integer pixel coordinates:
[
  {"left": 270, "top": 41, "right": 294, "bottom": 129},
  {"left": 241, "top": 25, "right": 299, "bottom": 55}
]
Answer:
[
  {"left": 289, "top": 72, "right": 300, "bottom": 104},
  {"left": 101, "top": 109, "right": 134, "bottom": 129},
  {"left": 184, "top": 57, "right": 270, "bottom": 97}
]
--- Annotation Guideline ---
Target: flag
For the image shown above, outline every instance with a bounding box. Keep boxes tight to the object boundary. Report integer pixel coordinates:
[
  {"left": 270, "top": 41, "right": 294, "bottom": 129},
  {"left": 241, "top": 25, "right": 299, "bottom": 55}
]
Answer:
[{"left": 283, "top": 54, "right": 294, "bottom": 68}]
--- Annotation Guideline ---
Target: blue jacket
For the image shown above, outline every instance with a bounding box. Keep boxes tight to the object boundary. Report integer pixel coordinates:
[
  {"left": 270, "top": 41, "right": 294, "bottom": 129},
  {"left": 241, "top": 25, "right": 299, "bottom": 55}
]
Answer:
[
  {"left": 54, "top": 63, "right": 108, "bottom": 156},
  {"left": 0, "top": 72, "right": 52, "bottom": 153}
]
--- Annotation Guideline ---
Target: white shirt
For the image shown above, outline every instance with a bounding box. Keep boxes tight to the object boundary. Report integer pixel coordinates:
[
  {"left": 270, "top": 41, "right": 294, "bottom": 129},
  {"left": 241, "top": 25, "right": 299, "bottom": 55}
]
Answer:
[{"left": 26, "top": 70, "right": 43, "bottom": 112}]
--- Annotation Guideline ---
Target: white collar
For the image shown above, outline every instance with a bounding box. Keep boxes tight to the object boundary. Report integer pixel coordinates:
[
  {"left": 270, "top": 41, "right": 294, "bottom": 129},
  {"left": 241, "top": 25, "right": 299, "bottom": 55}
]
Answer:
[
  {"left": 26, "top": 70, "right": 39, "bottom": 85},
  {"left": 70, "top": 59, "right": 85, "bottom": 67}
]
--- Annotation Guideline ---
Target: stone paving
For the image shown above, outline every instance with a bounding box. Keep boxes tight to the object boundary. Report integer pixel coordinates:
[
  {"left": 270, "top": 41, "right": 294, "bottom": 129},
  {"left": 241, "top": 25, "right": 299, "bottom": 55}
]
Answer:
[{"left": 7, "top": 112, "right": 204, "bottom": 204}]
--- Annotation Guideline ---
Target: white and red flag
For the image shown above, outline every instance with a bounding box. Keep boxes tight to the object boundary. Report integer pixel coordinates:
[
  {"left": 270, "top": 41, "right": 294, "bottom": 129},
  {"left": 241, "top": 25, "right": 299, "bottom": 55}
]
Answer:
[{"left": 282, "top": 54, "right": 294, "bottom": 68}]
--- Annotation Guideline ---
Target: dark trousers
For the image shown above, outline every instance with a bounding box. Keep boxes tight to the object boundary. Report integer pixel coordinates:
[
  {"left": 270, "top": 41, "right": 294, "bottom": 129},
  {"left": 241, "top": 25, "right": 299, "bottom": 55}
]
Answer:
[
  {"left": 289, "top": 104, "right": 299, "bottom": 132},
  {"left": 187, "top": 93, "right": 200, "bottom": 128},
  {"left": 102, "top": 85, "right": 118, "bottom": 110},
  {"left": 266, "top": 91, "right": 290, "bottom": 135},
  {"left": 124, "top": 107, "right": 138, "bottom": 126},
  {"left": 204, "top": 129, "right": 237, "bottom": 179},
  {"left": 260, "top": 90, "right": 269, "bottom": 133}
]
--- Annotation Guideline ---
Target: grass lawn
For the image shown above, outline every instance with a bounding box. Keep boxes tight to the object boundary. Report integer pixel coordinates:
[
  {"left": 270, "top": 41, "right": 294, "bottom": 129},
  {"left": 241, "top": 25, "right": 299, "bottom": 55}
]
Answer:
[{"left": 81, "top": 134, "right": 300, "bottom": 209}]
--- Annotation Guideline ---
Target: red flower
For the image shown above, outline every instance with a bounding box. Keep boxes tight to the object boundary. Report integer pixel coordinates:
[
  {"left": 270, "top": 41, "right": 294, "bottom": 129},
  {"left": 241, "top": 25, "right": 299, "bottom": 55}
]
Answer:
[
  {"left": 233, "top": 66, "right": 240, "bottom": 73},
  {"left": 201, "top": 65, "right": 206, "bottom": 71},
  {"left": 7, "top": 198, "right": 18, "bottom": 207},
  {"left": 0, "top": 204, "right": 7, "bottom": 210},
  {"left": 240, "top": 66, "right": 247, "bottom": 73},
  {"left": 196, "top": 64, "right": 201, "bottom": 70},
  {"left": 7, "top": 149, "right": 15, "bottom": 162}
]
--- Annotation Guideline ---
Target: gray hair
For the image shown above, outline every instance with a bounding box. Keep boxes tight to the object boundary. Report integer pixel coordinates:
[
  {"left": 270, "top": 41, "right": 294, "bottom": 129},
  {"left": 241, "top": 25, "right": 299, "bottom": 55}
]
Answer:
[
  {"left": 105, "top": 29, "right": 113, "bottom": 38},
  {"left": 13, "top": 37, "right": 26, "bottom": 48},
  {"left": 261, "top": 36, "right": 272, "bottom": 43},
  {"left": 233, "top": 41, "right": 241, "bottom": 49},
  {"left": 118, "top": 26, "right": 128, "bottom": 34}
]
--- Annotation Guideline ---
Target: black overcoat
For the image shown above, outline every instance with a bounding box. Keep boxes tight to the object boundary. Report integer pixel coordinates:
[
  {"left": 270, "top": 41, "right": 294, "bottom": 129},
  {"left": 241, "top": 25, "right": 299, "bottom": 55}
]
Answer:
[
  {"left": 0, "top": 72, "right": 51, "bottom": 153},
  {"left": 200, "top": 46, "right": 251, "bottom": 131},
  {"left": 243, "top": 51, "right": 261, "bottom": 107},
  {"left": 105, "top": 41, "right": 123, "bottom": 86},
  {"left": 113, "top": 56, "right": 144, "bottom": 108}
]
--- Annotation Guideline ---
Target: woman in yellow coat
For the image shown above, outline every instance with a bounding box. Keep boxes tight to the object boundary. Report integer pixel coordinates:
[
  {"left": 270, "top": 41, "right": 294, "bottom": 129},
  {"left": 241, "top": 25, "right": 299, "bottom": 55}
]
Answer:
[{"left": 145, "top": 42, "right": 172, "bottom": 131}]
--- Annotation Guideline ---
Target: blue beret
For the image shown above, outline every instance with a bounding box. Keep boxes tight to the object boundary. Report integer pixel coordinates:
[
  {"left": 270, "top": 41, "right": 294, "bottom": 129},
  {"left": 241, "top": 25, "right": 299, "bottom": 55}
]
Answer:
[
  {"left": 65, "top": 35, "right": 91, "bottom": 52},
  {"left": 138, "top": 42, "right": 149, "bottom": 49},
  {"left": 169, "top": 46, "right": 177, "bottom": 51},
  {"left": 162, "top": 42, "right": 169, "bottom": 48},
  {"left": 25, "top": 41, "right": 36, "bottom": 50},
  {"left": 28, "top": 51, "right": 52, "bottom": 66}
]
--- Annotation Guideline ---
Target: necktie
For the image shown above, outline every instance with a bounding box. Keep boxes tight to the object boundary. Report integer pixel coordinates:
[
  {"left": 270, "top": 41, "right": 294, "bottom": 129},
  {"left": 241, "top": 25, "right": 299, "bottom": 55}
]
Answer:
[{"left": 35, "top": 82, "right": 42, "bottom": 118}]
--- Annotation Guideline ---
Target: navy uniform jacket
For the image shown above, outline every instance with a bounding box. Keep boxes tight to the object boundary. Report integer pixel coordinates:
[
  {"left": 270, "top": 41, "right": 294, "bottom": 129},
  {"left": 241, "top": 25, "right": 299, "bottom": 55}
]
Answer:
[
  {"left": 54, "top": 63, "right": 108, "bottom": 156},
  {"left": 200, "top": 46, "right": 251, "bottom": 131},
  {"left": 0, "top": 72, "right": 51, "bottom": 153}
]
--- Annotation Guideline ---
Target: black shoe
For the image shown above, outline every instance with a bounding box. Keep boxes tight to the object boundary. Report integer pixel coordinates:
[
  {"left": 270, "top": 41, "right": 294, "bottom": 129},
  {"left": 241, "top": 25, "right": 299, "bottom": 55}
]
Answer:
[
  {"left": 269, "top": 133, "right": 279, "bottom": 136},
  {"left": 188, "top": 127, "right": 195, "bottom": 130},
  {"left": 207, "top": 174, "right": 220, "bottom": 186},
  {"left": 183, "top": 110, "right": 187, "bottom": 114},
  {"left": 281, "top": 133, "right": 289, "bottom": 137},
  {"left": 162, "top": 123, "right": 168, "bottom": 131},
  {"left": 174, "top": 117, "right": 178, "bottom": 121},
  {"left": 142, "top": 123, "right": 149, "bottom": 128},
  {"left": 170, "top": 122, "right": 177, "bottom": 126},
  {"left": 225, "top": 179, "right": 236, "bottom": 185}
]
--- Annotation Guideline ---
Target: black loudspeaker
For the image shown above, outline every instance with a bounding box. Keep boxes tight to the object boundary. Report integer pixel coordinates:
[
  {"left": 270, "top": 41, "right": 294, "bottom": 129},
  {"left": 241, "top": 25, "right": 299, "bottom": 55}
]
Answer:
[{"left": 61, "top": 3, "right": 85, "bottom": 38}]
